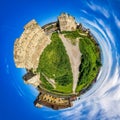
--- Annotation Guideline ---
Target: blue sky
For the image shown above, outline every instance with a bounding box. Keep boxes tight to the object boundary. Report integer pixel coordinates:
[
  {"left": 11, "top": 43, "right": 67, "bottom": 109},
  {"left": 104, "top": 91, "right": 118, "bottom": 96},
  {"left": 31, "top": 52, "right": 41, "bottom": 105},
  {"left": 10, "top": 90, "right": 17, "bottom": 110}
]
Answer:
[{"left": 0, "top": 0, "right": 120, "bottom": 120}]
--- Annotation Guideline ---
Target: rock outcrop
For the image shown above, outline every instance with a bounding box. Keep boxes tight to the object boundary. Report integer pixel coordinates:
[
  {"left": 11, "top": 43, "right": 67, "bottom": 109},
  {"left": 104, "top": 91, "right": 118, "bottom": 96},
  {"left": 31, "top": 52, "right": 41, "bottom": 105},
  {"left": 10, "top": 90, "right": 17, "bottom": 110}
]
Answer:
[{"left": 23, "top": 71, "right": 40, "bottom": 87}]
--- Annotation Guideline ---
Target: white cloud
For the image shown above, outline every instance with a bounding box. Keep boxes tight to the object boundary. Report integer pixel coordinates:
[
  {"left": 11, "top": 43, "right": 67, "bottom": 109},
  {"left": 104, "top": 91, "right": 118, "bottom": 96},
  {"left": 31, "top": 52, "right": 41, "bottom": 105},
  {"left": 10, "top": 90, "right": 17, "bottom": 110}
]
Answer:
[
  {"left": 93, "top": 17, "right": 116, "bottom": 47},
  {"left": 87, "top": 2, "right": 110, "bottom": 18},
  {"left": 81, "top": 9, "right": 88, "bottom": 14},
  {"left": 114, "top": 14, "right": 120, "bottom": 29}
]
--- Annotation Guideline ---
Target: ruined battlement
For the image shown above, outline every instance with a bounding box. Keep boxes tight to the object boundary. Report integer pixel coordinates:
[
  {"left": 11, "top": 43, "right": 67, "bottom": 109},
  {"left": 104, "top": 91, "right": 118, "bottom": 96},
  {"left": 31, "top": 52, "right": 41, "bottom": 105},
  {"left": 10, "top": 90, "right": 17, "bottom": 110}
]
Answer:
[{"left": 24, "top": 19, "right": 38, "bottom": 29}]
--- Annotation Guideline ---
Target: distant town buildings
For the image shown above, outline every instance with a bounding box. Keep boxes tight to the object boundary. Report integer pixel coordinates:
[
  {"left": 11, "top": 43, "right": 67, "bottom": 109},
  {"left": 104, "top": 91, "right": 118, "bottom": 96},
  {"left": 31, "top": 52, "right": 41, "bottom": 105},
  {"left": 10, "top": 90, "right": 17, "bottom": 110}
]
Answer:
[{"left": 42, "top": 22, "right": 58, "bottom": 34}]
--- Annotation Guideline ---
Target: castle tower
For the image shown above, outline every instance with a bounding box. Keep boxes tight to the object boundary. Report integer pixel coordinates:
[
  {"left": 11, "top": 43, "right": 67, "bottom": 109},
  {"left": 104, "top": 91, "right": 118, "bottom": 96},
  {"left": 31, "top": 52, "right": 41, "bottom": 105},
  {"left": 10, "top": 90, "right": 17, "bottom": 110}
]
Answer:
[{"left": 58, "top": 13, "right": 77, "bottom": 31}]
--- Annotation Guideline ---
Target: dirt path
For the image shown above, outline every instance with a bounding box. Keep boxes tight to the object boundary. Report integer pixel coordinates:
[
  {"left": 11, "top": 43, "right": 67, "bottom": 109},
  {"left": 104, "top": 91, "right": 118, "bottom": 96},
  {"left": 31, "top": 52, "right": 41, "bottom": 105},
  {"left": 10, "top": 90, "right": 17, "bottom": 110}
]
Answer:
[
  {"left": 42, "top": 73, "right": 56, "bottom": 89},
  {"left": 59, "top": 34, "right": 81, "bottom": 93}
]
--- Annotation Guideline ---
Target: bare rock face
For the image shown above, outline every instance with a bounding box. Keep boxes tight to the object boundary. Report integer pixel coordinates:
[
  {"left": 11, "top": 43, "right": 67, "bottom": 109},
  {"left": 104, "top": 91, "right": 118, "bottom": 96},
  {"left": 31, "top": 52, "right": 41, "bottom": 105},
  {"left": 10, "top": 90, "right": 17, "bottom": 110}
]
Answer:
[
  {"left": 14, "top": 19, "right": 51, "bottom": 70},
  {"left": 58, "top": 13, "right": 77, "bottom": 31},
  {"left": 24, "top": 74, "right": 40, "bottom": 87}
]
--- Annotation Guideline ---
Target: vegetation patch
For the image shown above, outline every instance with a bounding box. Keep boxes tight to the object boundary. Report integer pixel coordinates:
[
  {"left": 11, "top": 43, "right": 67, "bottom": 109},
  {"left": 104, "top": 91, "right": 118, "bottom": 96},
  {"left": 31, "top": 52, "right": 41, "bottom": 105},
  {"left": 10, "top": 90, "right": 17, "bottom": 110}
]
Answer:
[
  {"left": 61, "top": 30, "right": 80, "bottom": 45},
  {"left": 37, "top": 32, "right": 73, "bottom": 94},
  {"left": 76, "top": 36, "right": 101, "bottom": 93}
]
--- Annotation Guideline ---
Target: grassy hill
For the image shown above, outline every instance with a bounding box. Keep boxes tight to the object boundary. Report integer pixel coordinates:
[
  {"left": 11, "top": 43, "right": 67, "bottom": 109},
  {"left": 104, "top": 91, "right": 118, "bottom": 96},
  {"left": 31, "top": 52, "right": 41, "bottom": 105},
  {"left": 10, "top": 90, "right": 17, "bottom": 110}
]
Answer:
[{"left": 37, "top": 32, "right": 73, "bottom": 94}]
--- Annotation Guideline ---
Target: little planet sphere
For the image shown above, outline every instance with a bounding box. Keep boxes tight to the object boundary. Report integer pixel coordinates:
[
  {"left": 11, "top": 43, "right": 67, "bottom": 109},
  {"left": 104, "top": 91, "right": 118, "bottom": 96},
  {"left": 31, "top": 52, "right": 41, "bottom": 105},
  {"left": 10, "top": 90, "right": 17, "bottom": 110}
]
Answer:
[{"left": 14, "top": 13, "right": 101, "bottom": 110}]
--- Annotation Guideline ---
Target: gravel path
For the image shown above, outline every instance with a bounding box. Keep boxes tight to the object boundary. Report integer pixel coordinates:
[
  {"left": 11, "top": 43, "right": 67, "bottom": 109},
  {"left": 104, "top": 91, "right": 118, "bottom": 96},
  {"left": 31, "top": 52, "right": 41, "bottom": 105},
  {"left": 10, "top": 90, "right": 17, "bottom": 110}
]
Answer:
[{"left": 59, "top": 34, "right": 81, "bottom": 93}]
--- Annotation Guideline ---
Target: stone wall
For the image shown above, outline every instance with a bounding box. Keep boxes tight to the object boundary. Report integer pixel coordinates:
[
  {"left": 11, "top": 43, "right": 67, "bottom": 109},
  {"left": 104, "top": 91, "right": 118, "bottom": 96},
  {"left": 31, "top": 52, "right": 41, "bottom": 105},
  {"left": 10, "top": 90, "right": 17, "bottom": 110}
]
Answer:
[
  {"left": 14, "top": 19, "right": 51, "bottom": 70},
  {"left": 34, "top": 92, "right": 72, "bottom": 110},
  {"left": 58, "top": 13, "right": 77, "bottom": 31}
]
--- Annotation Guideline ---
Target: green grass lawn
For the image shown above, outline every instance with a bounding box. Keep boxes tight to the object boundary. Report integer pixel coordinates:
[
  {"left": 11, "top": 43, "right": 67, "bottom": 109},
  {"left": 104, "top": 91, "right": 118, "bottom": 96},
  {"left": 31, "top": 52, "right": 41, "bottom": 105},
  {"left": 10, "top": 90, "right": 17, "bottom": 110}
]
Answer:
[
  {"left": 61, "top": 30, "right": 80, "bottom": 45},
  {"left": 62, "top": 30, "right": 101, "bottom": 93},
  {"left": 37, "top": 32, "right": 73, "bottom": 94}
]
